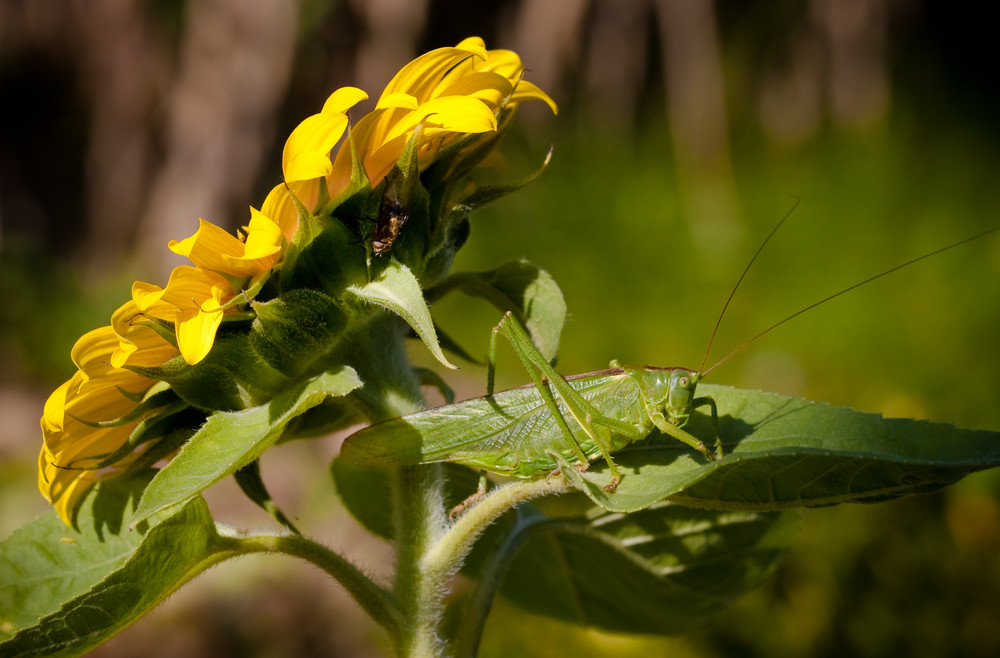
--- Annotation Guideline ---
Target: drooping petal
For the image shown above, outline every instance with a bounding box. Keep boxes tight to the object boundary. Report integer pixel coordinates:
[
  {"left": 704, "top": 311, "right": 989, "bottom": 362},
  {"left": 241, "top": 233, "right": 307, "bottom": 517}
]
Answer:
[
  {"left": 221, "top": 206, "right": 282, "bottom": 275},
  {"left": 176, "top": 302, "right": 225, "bottom": 365},
  {"left": 110, "top": 300, "right": 179, "bottom": 369},
  {"left": 321, "top": 86, "right": 369, "bottom": 114},
  {"left": 168, "top": 218, "right": 246, "bottom": 271},
  {"left": 261, "top": 180, "right": 319, "bottom": 241},
  {"left": 510, "top": 79, "right": 559, "bottom": 114},
  {"left": 39, "top": 325, "right": 162, "bottom": 525},
  {"left": 134, "top": 266, "right": 236, "bottom": 364},
  {"left": 132, "top": 280, "right": 171, "bottom": 320}
]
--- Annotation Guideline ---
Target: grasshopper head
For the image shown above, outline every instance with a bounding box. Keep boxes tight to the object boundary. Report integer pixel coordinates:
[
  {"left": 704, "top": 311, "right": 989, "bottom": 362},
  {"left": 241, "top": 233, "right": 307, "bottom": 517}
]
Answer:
[{"left": 665, "top": 368, "right": 700, "bottom": 426}]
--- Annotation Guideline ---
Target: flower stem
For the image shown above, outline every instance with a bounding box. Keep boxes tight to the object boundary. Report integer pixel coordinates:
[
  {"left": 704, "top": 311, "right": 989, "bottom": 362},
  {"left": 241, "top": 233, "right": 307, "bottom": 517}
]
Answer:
[
  {"left": 392, "top": 463, "right": 450, "bottom": 656},
  {"left": 222, "top": 529, "right": 401, "bottom": 637}
]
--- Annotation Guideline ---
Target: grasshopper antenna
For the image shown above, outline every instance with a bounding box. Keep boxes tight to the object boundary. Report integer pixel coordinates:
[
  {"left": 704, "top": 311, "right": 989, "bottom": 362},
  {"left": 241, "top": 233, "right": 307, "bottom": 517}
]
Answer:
[
  {"left": 698, "top": 196, "right": 801, "bottom": 376},
  {"left": 700, "top": 225, "right": 1000, "bottom": 378}
]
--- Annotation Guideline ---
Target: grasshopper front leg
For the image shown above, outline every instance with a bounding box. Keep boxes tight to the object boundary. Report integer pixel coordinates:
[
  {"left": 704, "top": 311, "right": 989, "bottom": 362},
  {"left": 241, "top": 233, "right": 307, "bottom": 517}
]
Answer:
[
  {"left": 490, "top": 313, "right": 629, "bottom": 491},
  {"left": 692, "top": 395, "right": 723, "bottom": 458},
  {"left": 649, "top": 408, "right": 718, "bottom": 462}
]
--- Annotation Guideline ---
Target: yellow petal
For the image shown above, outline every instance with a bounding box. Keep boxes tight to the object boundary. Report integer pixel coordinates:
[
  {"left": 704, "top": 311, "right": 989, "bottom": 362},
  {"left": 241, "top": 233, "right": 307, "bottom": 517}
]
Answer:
[
  {"left": 381, "top": 45, "right": 487, "bottom": 102},
  {"left": 157, "top": 266, "right": 234, "bottom": 312},
  {"left": 269, "top": 180, "right": 319, "bottom": 238},
  {"left": 377, "top": 92, "right": 420, "bottom": 110},
  {"left": 241, "top": 206, "right": 283, "bottom": 257},
  {"left": 132, "top": 280, "right": 170, "bottom": 317},
  {"left": 111, "top": 300, "right": 178, "bottom": 368},
  {"left": 455, "top": 36, "right": 489, "bottom": 59},
  {"left": 321, "top": 86, "right": 368, "bottom": 114},
  {"left": 473, "top": 48, "right": 523, "bottom": 79},
  {"left": 168, "top": 218, "right": 246, "bottom": 271},
  {"left": 176, "top": 304, "right": 225, "bottom": 365},
  {"left": 221, "top": 206, "right": 282, "bottom": 274},
  {"left": 283, "top": 112, "right": 350, "bottom": 182},
  {"left": 41, "top": 380, "right": 73, "bottom": 434},
  {"left": 437, "top": 71, "right": 513, "bottom": 107},
  {"left": 510, "top": 79, "right": 559, "bottom": 114}
]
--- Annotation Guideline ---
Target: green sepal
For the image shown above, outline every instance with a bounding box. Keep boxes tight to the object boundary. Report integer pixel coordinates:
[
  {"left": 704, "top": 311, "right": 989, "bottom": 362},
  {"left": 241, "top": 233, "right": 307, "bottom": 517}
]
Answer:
[
  {"left": 374, "top": 126, "right": 432, "bottom": 269},
  {"left": 127, "top": 332, "right": 292, "bottom": 411},
  {"left": 274, "top": 180, "right": 331, "bottom": 289},
  {"left": 70, "top": 388, "right": 179, "bottom": 429},
  {"left": 117, "top": 380, "right": 171, "bottom": 404},
  {"left": 131, "top": 366, "right": 362, "bottom": 527},
  {"left": 447, "top": 145, "right": 553, "bottom": 218},
  {"left": 279, "top": 214, "right": 370, "bottom": 297},
  {"left": 344, "top": 256, "right": 457, "bottom": 370},
  {"left": 421, "top": 215, "right": 470, "bottom": 288},
  {"left": 321, "top": 128, "right": 374, "bottom": 217},
  {"left": 420, "top": 110, "right": 512, "bottom": 193},
  {"left": 129, "top": 315, "right": 178, "bottom": 349},
  {"left": 0, "top": 471, "right": 227, "bottom": 657},
  {"left": 250, "top": 288, "right": 349, "bottom": 378},
  {"left": 80, "top": 399, "right": 196, "bottom": 470},
  {"left": 426, "top": 260, "right": 566, "bottom": 362},
  {"left": 414, "top": 367, "right": 456, "bottom": 405},
  {"left": 233, "top": 460, "right": 300, "bottom": 534}
]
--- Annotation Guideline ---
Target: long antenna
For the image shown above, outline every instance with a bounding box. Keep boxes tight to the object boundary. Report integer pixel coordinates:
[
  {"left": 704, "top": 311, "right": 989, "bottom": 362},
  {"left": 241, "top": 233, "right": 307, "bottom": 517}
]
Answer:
[
  {"left": 700, "top": 225, "right": 999, "bottom": 378},
  {"left": 698, "top": 196, "right": 801, "bottom": 375}
]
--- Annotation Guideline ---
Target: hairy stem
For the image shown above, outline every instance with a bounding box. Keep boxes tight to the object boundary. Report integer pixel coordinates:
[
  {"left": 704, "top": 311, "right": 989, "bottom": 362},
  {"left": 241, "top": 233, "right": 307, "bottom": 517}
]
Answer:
[
  {"left": 221, "top": 530, "right": 401, "bottom": 636},
  {"left": 393, "top": 463, "right": 450, "bottom": 656},
  {"left": 426, "top": 477, "right": 572, "bottom": 656}
]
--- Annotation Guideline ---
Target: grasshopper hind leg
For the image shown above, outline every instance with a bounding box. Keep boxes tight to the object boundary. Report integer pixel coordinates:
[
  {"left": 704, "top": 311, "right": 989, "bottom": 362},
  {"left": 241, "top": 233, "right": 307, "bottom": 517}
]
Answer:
[{"left": 450, "top": 470, "right": 490, "bottom": 518}]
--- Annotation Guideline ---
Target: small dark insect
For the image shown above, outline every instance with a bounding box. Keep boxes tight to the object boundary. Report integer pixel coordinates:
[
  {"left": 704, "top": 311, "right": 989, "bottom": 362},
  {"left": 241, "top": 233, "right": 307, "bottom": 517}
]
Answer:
[{"left": 373, "top": 197, "right": 408, "bottom": 255}]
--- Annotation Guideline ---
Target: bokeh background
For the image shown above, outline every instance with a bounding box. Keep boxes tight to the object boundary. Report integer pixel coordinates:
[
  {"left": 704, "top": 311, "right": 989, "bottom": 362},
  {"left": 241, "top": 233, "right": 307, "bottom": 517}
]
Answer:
[{"left": 2, "top": 1, "right": 1000, "bottom": 656}]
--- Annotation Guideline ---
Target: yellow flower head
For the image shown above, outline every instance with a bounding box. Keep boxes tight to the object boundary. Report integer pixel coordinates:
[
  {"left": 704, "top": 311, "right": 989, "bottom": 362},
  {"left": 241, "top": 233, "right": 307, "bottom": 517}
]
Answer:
[{"left": 278, "top": 37, "right": 557, "bottom": 200}]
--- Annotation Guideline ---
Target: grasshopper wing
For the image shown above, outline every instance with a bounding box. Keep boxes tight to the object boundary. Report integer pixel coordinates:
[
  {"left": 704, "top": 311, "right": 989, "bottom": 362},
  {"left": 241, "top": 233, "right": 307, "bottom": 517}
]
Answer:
[{"left": 340, "top": 371, "right": 640, "bottom": 477}]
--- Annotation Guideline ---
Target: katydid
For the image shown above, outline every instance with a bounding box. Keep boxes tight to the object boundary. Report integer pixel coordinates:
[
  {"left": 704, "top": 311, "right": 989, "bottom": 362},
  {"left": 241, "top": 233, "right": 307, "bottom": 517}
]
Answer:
[{"left": 340, "top": 214, "right": 997, "bottom": 495}]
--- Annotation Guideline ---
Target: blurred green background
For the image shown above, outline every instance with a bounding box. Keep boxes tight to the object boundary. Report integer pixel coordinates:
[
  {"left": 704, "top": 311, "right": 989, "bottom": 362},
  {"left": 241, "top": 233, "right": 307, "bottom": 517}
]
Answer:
[{"left": 2, "top": 1, "right": 999, "bottom": 656}]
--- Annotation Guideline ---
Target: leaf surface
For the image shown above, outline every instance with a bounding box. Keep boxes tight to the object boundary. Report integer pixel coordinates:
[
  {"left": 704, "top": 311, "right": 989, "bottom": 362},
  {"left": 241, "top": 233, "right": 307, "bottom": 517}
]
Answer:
[
  {"left": 133, "top": 367, "right": 361, "bottom": 526},
  {"left": 565, "top": 384, "right": 1000, "bottom": 512},
  {"left": 0, "top": 473, "right": 225, "bottom": 657}
]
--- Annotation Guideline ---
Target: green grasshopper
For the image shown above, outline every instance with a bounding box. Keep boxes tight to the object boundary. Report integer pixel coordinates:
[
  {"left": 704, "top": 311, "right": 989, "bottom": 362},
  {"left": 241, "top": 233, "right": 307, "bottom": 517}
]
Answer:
[{"left": 340, "top": 214, "right": 997, "bottom": 495}]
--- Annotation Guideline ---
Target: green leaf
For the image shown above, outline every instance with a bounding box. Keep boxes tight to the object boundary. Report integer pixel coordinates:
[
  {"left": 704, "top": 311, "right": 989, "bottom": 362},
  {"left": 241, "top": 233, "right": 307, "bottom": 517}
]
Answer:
[
  {"left": 132, "top": 367, "right": 362, "bottom": 526},
  {"left": 233, "top": 460, "right": 300, "bottom": 534},
  {"left": 564, "top": 383, "right": 1000, "bottom": 512},
  {"left": 425, "top": 260, "right": 566, "bottom": 362},
  {"left": 490, "top": 503, "right": 800, "bottom": 635},
  {"left": 0, "top": 473, "right": 226, "bottom": 657},
  {"left": 345, "top": 257, "right": 457, "bottom": 369}
]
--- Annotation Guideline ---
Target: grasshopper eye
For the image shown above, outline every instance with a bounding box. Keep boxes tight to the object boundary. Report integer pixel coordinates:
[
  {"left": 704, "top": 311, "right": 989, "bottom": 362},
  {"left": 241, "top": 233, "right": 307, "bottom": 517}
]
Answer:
[{"left": 678, "top": 376, "right": 690, "bottom": 389}]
